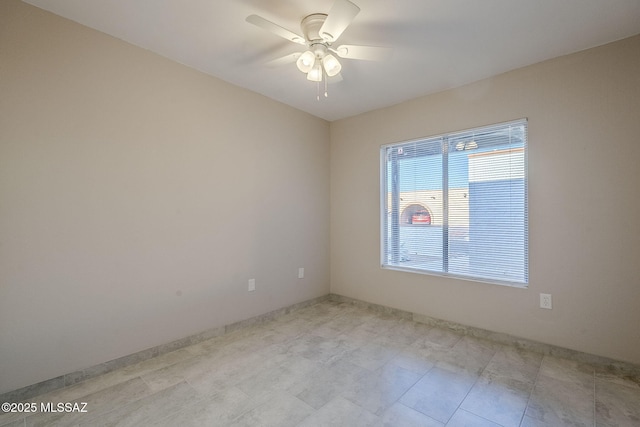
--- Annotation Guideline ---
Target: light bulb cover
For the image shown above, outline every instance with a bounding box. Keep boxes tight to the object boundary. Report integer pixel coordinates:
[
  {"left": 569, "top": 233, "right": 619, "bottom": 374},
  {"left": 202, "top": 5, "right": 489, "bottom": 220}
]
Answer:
[
  {"left": 307, "top": 62, "right": 323, "bottom": 82},
  {"left": 296, "top": 50, "right": 316, "bottom": 73},
  {"left": 322, "top": 54, "right": 342, "bottom": 77}
]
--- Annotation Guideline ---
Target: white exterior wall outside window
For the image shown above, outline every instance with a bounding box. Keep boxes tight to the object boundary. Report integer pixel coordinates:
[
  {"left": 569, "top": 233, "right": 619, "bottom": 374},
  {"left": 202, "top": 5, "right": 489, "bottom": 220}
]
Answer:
[{"left": 380, "top": 119, "right": 528, "bottom": 287}]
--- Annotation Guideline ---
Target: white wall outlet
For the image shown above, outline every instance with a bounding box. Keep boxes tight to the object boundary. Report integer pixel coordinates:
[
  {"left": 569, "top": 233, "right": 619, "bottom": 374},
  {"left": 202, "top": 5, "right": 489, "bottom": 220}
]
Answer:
[
  {"left": 540, "top": 293, "right": 552, "bottom": 309},
  {"left": 298, "top": 267, "right": 304, "bottom": 279},
  {"left": 248, "top": 278, "right": 256, "bottom": 292}
]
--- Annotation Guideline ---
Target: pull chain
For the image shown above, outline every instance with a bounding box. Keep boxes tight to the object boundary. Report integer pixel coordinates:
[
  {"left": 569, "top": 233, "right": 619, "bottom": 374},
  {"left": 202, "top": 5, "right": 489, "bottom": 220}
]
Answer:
[
  {"left": 324, "top": 69, "right": 328, "bottom": 98},
  {"left": 315, "top": 69, "right": 329, "bottom": 101}
]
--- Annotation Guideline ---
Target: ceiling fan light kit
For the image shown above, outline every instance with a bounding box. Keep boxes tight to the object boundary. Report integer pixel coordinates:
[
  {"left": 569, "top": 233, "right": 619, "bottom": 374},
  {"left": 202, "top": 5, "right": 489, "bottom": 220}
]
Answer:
[
  {"left": 295, "top": 13, "right": 343, "bottom": 83},
  {"left": 246, "top": 0, "right": 390, "bottom": 98},
  {"left": 296, "top": 45, "right": 342, "bottom": 81}
]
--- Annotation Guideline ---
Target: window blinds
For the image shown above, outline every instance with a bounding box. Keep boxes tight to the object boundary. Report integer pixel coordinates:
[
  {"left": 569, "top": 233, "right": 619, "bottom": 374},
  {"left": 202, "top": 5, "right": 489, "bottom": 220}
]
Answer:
[{"left": 381, "top": 119, "right": 528, "bottom": 286}]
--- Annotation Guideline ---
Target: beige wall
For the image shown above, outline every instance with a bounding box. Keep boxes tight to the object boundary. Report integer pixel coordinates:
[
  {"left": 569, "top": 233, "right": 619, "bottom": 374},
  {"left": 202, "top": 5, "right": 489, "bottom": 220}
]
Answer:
[
  {"left": 331, "top": 35, "right": 640, "bottom": 364},
  {"left": 0, "top": 0, "right": 330, "bottom": 393}
]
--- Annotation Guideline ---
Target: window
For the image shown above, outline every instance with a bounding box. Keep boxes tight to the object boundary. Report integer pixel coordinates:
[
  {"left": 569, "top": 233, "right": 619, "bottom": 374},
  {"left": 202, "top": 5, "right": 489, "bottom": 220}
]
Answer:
[{"left": 380, "top": 119, "right": 528, "bottom": 286}]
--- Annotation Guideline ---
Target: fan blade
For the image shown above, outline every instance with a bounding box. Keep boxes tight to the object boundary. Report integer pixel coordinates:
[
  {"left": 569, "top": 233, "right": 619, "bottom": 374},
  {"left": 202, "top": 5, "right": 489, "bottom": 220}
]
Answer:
[
  {"left": 333, "top": 44, "right": 392, "bottom": 61},
  {"left": 246, "top": 15, "right": 306, "bottom": 45},
  {"left": 319, "top": 0, "right": 360, "bottom": 42},
  {"left": 265, "top": 52, "right": 301, "bottom": 67}
]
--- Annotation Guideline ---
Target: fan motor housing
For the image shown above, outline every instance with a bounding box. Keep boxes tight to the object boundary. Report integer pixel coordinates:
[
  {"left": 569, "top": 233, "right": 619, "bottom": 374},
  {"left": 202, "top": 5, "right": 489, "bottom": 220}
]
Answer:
[{"left": 301, "top": 13, "right": 328, "bottom": 43}]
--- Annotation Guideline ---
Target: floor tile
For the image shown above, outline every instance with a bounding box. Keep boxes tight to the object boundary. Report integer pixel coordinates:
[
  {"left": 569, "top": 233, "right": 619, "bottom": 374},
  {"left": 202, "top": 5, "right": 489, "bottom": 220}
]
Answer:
[
  {"left": 436, "top": 336, "right": 497, "bottom": 377},
  {"left": 236, "top": 355, "right": 321, "bottom": 397},
  {"left": 0, "top": 408, "right": 25, "bottom": 426},
  {"left": 595, "top": 377, "right": 640, "bottom": 426},
  {"left": 380, "top": 402, "right": 444, "bottom": 427},
  {"left": 355, "top": 313, "right": 400, "bottom": 335},
  {"left": 388, "top": 346, "right": 435, "bottom": 375},
  {"left": 278, "top": 333, "right": 356, "bottom": 365},
  {"left": 310, "top": 313, "right": 364, "bottom": 338},
  {"left": 139, "top": 357, "right": 197, "bottom": 392},
  {"left": 185, "top": 344, "right": 288, "bottom": 395},
  {"left": 520, "top": 414, "right": 552, "bottom": 426},
  {"left": 483, "top": 345, "right": 543, "bottom": 384},
  {"left": 227, "top": 391, "right": 313, "bottom": 427},
  {"left": 537, "top": 355, "right": 595, "bottom": 388},
  {"left": 289, "top": 359, "right": 369, "bottom": 409},
  {"left": 460, "top": 371, "right": 532, "bottom": 427},
  {"left": 297, "top": 396, "right": 380, "bottom": 427},
  {"left": 412, "top": 326, "right": 462, "bottom": 350},
  {"left": 341, "top": 362, "right": 422, "bottom": 415},
  {"left": 446, "top": 409, "right": 504, "bottom": 427},
  {"left": 342, "top": 342, "right": 401, "bottom": 371},
  {"left": 25, "top": 377, "right": 151, "bottom": 427},
  {"left": 526, "top": 372, "right": 594, "bottom": 426},
  {"left": 374, "top": 319, "right": 433, "bottom": 347},
  {"left": 595, "top": 369, "right": 640, "bottom": 391},
  {"left": 400, "top": 366, "right": 477, "bottom": 423},
  {"left": 160, "top": 386, "right": 263, "bottom": 427},
  {"left": 339, "top": 325, "right": 380, "bottom": 348},
  {"left": 82, "top": 381, "right": 199, "bottom": 427}
]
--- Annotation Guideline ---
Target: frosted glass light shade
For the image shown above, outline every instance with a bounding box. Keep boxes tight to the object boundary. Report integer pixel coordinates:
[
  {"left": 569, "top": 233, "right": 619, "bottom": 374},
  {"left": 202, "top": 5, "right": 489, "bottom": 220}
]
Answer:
[
  {"left": 322, "top": 54, "right": 342, "bottom": 77},
  {"left": 296, "top": 50, "right": 316, "bottom": 73},
  {"left": 307, "top": 62, "right": 323, "bottom": 82}
]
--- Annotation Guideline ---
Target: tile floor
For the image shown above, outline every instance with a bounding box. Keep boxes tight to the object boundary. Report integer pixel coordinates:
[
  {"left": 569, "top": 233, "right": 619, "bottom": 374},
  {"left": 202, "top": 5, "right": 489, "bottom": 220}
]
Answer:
[{"left": 1, "top": 300, "right": 639, "bottom": 426}]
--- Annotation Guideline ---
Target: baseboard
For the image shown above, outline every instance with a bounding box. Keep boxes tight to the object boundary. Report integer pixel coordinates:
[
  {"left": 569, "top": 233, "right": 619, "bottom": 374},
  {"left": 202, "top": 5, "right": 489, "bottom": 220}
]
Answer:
[
  {"left": 328, "top": 293, "right": 640, "bottom": 380},
  {"left": 0, "top": 294, "right": 330, "bottom": 403}
]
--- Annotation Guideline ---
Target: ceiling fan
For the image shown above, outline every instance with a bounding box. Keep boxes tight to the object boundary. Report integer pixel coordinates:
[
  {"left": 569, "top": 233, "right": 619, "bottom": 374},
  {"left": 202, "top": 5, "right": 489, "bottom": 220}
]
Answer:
[{"left": 246, "top": 0, "right": 390, "bottom": 97}]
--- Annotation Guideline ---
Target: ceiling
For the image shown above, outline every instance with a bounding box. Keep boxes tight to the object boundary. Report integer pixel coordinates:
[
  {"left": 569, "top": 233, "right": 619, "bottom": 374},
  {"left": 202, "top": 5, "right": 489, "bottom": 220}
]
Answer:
[{"left": 22, "top": 0, "right": 640, "bottom": 121}]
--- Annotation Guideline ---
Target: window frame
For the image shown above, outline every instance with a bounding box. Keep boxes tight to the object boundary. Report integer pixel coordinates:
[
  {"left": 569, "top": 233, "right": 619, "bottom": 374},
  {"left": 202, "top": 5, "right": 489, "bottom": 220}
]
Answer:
[{"left": 380, "top": 119, "right": 528, "bottom": 288}]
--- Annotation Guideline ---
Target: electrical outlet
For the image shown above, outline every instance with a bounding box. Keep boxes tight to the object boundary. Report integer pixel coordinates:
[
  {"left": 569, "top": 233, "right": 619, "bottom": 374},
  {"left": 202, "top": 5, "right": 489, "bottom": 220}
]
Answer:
[
  {"left": 540, "top": 293, "right": 552, "bottom": 309},
  {"left": 248, "top": 279, "right": 256, "bottom": 292},
  {"left": 298, "top": 267, "right": 304, "bottom": 279}
]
